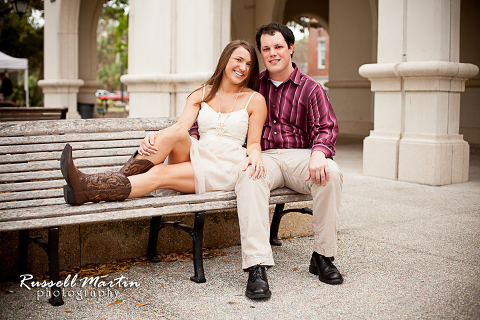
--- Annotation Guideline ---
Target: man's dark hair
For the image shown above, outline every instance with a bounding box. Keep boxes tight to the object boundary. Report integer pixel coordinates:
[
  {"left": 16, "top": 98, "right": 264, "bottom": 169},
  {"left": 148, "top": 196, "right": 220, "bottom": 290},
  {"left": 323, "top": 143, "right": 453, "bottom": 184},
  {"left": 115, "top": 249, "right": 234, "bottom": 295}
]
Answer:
[
  {"left": 255, "top": 22, "right": 295, "bottom": 53},
  {"left": 0, "top": 73, "right": 5, "bottom": 77}
]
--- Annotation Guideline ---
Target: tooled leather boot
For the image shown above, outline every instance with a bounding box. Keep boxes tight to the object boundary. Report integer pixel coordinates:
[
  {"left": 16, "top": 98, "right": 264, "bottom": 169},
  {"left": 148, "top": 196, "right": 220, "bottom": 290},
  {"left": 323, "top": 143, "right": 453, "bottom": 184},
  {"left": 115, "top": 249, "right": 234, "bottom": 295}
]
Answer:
[
  {"left": 118, "top": 151, "right": 154, "bottom": 177},
  {"left": 60, "top": 144, "right": 131, "bottom": 205}
]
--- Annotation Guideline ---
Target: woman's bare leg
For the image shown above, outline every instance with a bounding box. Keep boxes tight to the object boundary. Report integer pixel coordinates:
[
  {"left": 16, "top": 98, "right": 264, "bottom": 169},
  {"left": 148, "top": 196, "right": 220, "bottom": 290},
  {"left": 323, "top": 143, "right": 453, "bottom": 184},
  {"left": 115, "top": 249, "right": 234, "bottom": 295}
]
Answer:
[
  {"left": 136, "top": 123, "right": 192, "bottom": 165},
  {"left": 127, "top": 161, "right": 196, "bottom": 198}
]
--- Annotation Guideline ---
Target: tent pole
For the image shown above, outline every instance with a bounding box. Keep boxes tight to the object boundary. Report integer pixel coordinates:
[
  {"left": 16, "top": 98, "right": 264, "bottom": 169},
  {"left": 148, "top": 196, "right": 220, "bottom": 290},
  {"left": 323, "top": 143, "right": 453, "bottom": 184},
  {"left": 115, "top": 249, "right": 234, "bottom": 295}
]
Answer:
[{"left": 25, "top": 68, "right": 29, "bottom": 107}]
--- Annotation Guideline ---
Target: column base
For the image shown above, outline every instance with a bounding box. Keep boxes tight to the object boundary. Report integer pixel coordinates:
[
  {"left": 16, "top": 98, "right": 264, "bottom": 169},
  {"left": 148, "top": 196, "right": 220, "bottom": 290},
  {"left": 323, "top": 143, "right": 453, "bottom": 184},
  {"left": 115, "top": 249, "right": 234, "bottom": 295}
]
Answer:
[
  {"left": 38, "top": 79, "right": 84, "bottom": 119},
  {"left": 121, "top": 72, "right": 211, "bottom": 117},
  {"left": 398, "top": 134, "right": 469, "bottom": 185},
  {"left": 363, "top": 132, "right": 401, "bottom": 180}
]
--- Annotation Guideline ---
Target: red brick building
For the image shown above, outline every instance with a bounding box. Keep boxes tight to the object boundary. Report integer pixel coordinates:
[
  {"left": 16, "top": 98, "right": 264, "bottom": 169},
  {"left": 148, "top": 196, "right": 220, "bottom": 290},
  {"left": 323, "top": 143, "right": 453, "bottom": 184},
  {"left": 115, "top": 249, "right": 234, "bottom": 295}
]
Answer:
[{"left": 308, "top": 27, "right": 330, "bottom": 88}]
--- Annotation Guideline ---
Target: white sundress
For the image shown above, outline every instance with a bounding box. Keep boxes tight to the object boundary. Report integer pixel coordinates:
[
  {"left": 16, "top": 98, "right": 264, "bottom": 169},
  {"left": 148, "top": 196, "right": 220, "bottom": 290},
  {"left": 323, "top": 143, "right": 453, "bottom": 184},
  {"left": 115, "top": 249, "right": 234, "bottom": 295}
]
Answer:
[{"left": 189, "top": 87, "right": 256, "bottom": 194}]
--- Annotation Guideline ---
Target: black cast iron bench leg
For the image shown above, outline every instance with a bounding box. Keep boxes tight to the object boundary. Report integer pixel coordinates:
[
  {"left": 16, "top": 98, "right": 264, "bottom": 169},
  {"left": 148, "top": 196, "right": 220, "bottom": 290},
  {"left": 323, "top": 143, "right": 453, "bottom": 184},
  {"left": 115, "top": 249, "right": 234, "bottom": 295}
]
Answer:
[
  {"left": 269, "top": 204, "right": 313, "bottom": 246},
  {"left": 18, "top": 227, "right": 64, "bottom": 306},
  {"left": 147, "top": 212, "right": 206, "bottom": 283}
]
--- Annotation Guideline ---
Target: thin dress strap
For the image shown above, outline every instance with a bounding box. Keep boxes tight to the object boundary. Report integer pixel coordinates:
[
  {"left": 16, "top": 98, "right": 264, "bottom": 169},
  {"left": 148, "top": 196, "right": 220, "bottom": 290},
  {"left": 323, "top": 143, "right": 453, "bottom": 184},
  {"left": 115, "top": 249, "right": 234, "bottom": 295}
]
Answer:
[
  {"left": 244, "top": 92, "right": 256, "bottom": 109},
  {"left": 202, "top": 85, "right": 206, "bottom": 101}
]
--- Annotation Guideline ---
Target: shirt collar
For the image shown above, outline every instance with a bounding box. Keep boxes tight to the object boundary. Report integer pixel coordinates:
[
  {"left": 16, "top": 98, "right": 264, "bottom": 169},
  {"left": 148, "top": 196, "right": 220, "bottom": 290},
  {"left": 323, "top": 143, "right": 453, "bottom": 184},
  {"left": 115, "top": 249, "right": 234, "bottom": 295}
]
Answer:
[{"left": 260, "top": 62, "right": 302, "bottom": 86}]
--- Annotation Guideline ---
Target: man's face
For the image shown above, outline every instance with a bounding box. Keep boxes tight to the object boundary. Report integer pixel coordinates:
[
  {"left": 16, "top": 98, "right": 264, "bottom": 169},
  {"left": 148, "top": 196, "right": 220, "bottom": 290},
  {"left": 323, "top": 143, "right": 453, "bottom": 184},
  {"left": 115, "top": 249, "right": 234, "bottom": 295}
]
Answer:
[{"left": 259, "top": 32, "right": 293, "bottom": 78}]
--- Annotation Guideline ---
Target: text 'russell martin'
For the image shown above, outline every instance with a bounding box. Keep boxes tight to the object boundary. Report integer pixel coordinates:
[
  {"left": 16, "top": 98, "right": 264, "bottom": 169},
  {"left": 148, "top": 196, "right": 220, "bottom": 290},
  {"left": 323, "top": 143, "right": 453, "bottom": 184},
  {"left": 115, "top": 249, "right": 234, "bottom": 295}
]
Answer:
[{"left": 19, "top": 274, "right": 140, "bottom": 290}]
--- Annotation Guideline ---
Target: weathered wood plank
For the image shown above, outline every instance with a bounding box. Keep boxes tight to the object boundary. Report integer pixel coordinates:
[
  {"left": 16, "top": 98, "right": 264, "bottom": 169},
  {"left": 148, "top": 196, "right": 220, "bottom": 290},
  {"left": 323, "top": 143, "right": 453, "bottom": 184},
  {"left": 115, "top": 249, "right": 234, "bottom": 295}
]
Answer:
[
  {"left": 0, "top": 166, "right": 119, "bottom": 182},
  {"left": 0, "top": 179, "right": 63, "bottom": 192},
  {"left": 0, "top": 197, "right": 64, "bottom": 210},
  {"left": 0, "top": 188, "right": 311, "bottom": 222},
  {"left": 0, "top": 188, "right": 62, "bottom": 202},
  {"left": 0, "top": 194, "right": 312, "bottom": 232},
  {"left": 0, "top": 117, "right": 177, "bottom": 137},
  {"left": 0, "top": 140, "right": 142, "bottom": 155},
  {"left": 0, "top": 131, "right": 148, "bottom": 146},
  {"left": 0, "top": 147, "right": 136, "bottom": 164},
  {"left": 0, "top": 156, "right": 131, "bottom": 173}
]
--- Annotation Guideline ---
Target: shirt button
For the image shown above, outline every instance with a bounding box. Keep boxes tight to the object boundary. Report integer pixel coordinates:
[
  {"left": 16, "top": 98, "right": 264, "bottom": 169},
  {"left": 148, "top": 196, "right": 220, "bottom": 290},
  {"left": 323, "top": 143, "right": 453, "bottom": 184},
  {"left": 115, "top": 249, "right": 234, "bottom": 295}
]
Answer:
[
  {"left": 273, "top": 120, "right": 276, "bottom": 123},
  {"left": 274, "top": 132, "right": 277, "bottom": 135},
  {"left": 272, "top": 104, "right": 276, "bottom": 108}
]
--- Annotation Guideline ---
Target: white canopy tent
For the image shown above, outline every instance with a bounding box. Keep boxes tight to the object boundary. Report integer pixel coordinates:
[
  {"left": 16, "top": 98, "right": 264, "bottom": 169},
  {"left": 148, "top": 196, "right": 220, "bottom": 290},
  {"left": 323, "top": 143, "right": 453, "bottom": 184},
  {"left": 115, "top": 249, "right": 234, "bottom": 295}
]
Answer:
[{"left": 0, "top": 51, "right": 29, "bottom": 107}]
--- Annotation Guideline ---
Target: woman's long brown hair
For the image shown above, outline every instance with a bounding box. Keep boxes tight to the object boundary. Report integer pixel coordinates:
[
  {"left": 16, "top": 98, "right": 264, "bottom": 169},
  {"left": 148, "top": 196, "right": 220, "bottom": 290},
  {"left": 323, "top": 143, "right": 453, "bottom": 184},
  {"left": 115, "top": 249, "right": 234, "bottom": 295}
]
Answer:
[{"left": 197, "top": 40, "right": 259, "bottom": 103}]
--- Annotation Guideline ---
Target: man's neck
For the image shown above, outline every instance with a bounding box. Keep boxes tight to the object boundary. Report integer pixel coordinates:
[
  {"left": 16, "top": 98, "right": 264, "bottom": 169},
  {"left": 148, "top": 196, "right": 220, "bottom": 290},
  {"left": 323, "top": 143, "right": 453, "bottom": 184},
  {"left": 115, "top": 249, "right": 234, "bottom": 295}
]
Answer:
[{"left": 268, "top": 64, "right": 295, "bottom": 82}]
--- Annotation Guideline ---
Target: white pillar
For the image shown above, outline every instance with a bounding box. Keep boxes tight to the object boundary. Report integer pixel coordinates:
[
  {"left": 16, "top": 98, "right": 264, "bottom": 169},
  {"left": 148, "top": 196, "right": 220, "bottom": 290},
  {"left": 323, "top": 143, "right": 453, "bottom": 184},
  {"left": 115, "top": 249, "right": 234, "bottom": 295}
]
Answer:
[
  {"left": 360, "top": 0, "right": 478, "bottom": 185},
  {"left": 122, "top": 0, "right": 231, "bottom": 118},
  {"left": 38, "top": 0, "right": 83, "bottom": 119}
]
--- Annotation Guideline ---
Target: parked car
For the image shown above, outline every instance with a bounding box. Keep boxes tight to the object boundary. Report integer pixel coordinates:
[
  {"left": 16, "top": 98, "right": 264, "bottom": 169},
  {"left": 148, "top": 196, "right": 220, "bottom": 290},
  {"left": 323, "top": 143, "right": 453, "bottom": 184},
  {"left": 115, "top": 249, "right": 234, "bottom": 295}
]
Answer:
[
  {"left": 97, "top": 90, "right": 129, "bottom": 102},
  {"left": 95, "top": 89, "right": 111, "bottom": 98},
  {"left": 109, "top": 91, "right": 129, "bottom": 102}
]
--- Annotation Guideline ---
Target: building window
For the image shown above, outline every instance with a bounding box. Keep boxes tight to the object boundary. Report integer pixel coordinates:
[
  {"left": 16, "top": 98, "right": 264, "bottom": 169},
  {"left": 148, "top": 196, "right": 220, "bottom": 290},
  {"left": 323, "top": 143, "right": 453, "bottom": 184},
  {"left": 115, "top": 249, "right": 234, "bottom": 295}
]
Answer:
[{"left": 317, "top": 37, "right": 326, "bottom": 69}]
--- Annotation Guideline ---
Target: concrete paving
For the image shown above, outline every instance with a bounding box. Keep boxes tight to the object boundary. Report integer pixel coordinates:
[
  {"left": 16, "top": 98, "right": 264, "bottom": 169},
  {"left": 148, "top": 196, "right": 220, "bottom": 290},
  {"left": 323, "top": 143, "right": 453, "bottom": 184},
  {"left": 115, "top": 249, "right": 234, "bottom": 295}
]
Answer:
[{"left": 1, "top": 139, "right": 479, "bottom": 319}]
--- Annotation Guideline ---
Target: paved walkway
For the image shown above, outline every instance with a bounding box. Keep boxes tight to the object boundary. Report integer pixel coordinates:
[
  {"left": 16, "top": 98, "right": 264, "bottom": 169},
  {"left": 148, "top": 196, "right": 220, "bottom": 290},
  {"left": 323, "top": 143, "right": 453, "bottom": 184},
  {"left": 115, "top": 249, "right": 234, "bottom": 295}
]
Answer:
[{"left": 1, "top": 139, "right": 479, "bottom": 319}]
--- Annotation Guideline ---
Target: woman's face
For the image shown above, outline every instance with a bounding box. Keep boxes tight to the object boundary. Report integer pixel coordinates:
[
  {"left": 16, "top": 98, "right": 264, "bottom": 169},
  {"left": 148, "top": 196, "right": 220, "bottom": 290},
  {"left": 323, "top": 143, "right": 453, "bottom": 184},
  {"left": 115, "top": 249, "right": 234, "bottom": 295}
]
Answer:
[{"left": 223, "top": 46, "right": 252, "bottom": 86}]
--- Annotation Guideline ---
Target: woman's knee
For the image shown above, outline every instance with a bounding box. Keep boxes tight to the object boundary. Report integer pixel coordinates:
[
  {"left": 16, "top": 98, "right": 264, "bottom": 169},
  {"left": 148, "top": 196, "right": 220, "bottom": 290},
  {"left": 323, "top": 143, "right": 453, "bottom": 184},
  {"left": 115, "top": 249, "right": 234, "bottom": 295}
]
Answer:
[{"left": 158, "top": 123, "right": 189, "bottom": 144}]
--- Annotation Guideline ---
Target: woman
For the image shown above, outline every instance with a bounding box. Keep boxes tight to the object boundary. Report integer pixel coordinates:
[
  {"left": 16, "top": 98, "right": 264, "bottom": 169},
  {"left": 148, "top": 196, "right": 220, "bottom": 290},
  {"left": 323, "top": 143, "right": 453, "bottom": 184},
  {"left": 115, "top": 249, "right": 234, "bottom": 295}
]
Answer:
[{"left": 61, "top": 40, "right": 267, "bottom": 205}]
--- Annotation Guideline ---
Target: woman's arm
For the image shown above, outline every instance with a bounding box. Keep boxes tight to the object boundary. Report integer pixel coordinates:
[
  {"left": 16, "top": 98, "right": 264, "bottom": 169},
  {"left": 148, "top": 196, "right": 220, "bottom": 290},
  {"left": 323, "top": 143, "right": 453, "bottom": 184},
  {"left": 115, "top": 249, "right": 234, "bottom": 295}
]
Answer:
[{"left": 243, "top": 93, "right": 267, "bottom": 179}]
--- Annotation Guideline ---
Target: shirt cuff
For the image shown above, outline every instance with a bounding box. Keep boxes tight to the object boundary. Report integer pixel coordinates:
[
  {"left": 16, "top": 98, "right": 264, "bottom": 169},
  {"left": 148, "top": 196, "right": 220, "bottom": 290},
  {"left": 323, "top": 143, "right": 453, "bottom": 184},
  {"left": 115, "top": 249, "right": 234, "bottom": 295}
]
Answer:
[{"left": 312, "top": 145, "right": 334, "bottom": 159}]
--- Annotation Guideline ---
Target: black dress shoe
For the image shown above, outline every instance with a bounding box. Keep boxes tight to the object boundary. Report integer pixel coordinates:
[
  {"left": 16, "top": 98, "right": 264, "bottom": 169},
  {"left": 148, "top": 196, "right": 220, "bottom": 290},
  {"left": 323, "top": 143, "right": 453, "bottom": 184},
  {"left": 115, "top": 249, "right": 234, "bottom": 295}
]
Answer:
[
  {"left": 309, "top": 252, "right": 343, "bottom": 284},
  {"left": 245, "top": 265, "right": 271, "bottom": 299}
]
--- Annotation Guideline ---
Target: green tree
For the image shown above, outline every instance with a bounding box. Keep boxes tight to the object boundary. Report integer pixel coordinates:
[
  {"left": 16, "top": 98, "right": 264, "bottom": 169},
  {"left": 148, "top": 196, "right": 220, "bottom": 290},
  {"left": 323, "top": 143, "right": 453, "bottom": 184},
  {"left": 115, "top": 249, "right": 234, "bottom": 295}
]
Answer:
[
  {"left": 97, "top": 0, "right": 129, "bottom": 91},
  {"left": 0, "top": 0, "right": 44, "bottom": 106}
]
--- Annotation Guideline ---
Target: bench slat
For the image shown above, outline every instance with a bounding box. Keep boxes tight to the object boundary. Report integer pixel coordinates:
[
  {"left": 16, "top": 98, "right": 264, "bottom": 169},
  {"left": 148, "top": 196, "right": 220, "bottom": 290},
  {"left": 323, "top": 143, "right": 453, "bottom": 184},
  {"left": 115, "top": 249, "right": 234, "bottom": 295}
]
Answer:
[
  {"left": 0, "top": 148, "right": 136, "bottom": 164},
  {"left": 0, "top": 188, "right": 62, "bottom": 202},
  {"left": 0, "top": 156, "right": 131, "bottom": 173},
  {"left": 0, "top": 140, "right": 142, "bottom": 155},
  {"left": 0, "top": 166, "right": 119, "bottom": 182},
  {"left": 0, "top": 188, "right": 311, "bottom": 222},
  {"left": 0, "top": 117, "right": 177, "bottom": 137},
  {"left": 0, "top": 179, "right": 63, "bottom": 192},
  {"left": 0, "top": 131, "right": 149, "bottom": 146},
  {"left": 0, "top": 197, "right": 64, "bottom": 210},
  {"left": 0, "top": 193, "right": 312, "bottom": 232}
]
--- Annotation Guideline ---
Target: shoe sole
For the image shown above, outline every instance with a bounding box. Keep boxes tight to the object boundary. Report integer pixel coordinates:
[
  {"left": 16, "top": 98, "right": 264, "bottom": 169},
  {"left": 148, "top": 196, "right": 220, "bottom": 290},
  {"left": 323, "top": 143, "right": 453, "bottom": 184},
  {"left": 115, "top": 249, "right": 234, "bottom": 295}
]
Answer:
[
  {"left": 309, "top": 265, "right": 343, "bottom": 285},
  {"left": 60, "top": 144, "right": 79, "bottom": 205},
  {"left": 245, "top": 291, "right": 272, "bottom": 299}
]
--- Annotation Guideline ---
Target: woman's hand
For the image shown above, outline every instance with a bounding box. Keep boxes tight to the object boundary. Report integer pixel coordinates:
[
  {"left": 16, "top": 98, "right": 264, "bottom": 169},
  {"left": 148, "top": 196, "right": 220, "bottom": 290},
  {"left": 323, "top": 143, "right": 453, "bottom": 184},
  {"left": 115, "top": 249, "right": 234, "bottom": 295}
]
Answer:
[
  {"left": 138, "top": 132, "right": 159, "bottom": 156},
  {"left": 242, "top": 149, "right": 266, "bottom": 180}
]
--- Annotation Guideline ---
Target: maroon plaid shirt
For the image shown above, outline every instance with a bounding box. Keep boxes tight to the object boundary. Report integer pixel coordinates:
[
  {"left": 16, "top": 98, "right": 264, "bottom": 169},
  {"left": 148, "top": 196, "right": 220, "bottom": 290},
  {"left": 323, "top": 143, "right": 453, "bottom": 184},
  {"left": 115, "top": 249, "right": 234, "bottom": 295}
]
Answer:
[{"left": 259, "top": 64, "right": 338, "bottom": 158}]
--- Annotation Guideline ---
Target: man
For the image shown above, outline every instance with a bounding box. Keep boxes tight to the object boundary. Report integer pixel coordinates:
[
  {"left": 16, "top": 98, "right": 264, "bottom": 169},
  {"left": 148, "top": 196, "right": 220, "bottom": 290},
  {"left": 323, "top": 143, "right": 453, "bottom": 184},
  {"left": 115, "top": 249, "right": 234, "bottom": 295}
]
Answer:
[
  {"left": 0, "top": 73, "right": 13, "bottom": 102},
  {"left": 236, "top": 22, "right": 343, "bottom": 299}
]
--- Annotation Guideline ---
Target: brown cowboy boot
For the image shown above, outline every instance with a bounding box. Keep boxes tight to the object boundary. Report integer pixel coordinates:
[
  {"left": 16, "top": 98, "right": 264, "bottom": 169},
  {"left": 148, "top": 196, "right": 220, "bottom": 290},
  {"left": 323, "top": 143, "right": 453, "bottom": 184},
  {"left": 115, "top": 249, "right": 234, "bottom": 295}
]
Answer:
[
  {"left": 118, "top": 151, "right": 154, "bottom": 177},
  {"left": 60, "top": 144, "right": 131, "bottom": 205}
]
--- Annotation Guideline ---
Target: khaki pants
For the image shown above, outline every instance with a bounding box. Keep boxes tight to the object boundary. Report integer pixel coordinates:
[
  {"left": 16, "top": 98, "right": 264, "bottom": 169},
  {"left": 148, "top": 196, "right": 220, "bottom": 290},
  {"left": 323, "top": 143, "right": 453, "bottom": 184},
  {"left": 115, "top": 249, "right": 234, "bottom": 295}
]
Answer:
[{"left": 235, "top": 149, "right": 343, "bottom": 269}]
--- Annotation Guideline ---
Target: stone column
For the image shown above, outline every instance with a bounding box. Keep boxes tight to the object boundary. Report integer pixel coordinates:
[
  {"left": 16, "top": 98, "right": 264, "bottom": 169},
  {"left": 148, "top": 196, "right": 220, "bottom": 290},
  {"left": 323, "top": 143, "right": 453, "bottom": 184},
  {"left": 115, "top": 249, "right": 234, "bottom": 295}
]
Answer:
[
  {"left": 38, "top": 0, "right": 83, "bottom": 119},
  {"left": 360, "top": 0, "right": 478, "bottom": 185},
  {"left": 122, "top": 0, "right": 231, "bottom": 118}
]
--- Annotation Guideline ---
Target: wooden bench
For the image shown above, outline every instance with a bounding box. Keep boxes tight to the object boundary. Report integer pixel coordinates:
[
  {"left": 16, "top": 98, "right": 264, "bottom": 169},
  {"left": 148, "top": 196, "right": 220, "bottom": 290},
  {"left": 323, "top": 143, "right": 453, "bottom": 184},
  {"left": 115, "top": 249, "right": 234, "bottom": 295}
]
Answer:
[
  {"left": 0, "top": 117, "right": 313, "bottom": 306},
  {"left": 0, "top": 107, "right": 67, "bottom": 121}
]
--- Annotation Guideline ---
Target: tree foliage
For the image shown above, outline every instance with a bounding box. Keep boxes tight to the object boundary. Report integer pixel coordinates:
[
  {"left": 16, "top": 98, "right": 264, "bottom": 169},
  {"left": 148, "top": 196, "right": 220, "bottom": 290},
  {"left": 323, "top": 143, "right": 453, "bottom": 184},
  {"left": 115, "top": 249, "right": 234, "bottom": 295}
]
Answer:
[
  {"left": 97, "top": 0, "right": 129, "bottom": 92},
  {"left": 0, "top": 0, "right": 44, "bottom": 106},
  {"left": 0, "top": 0, "right": 129, "bottom": 105}
]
